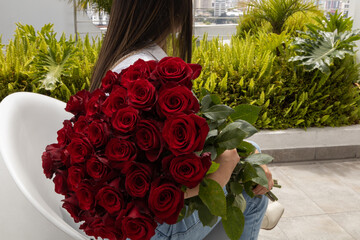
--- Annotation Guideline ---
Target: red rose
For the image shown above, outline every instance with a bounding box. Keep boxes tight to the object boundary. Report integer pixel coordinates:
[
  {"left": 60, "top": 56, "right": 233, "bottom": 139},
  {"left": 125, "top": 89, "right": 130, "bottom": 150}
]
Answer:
[
  {"left": 86, "top": 89, "right": 106, "bottom": 117},
  {"left": 66, "top": 137, "right": 93, "bottom": 164},
  {"left": 111, "top": 106, "right": 139, "bottom": 134},
  {"left": 67, "top": 165, "right": 85, "bottom": 191},
  {"left": 162, "top": 114, "right": 209, "bottom": 156},
  {"left": 120, "top": 59, "right": 152, "bottom": 88},
  {"left": 96, "top": 186, "right": 124, "bottom": 214},
  {"left": 148, "top": 178, "right": 184, "bottom": 224},
  {"left": 57, "top": 120, "right": 73, "bottom": 145},
  {"left": 157, "top": 84, "right": 200, "bottom": 117},
  {"left": 53, "top": 170, "right": 68, "bottom": 195},
  {"left": 73, "top": 115, "right": 89, "bottom": 134},
  {"left": 65, "top": 89, "right": 91, "bottom": 115},
  {"left": 125, "top": 163, "right": 152, "bottom": 198},
  {"left": 135, "top": 120, "right": 163, "bottom": 162},
  {"left": 75, "top": 182, "right": 95, "bottom": 211},
  {"left": 152, "top": 57, "right": 202, "bottom": 89},
  {"left": 42, "top": 144, "right": 66, "bottom": 179},
  {"left": 81, "top": 215, "right": 123, "bottom": 240},
  {"left": 62, "top": 194, "right": 83, "bottom": 223},
  {"left": 88, "top": 120, "right": 109, "bottom": 148},
  {"left": 162, "top": 153, "right": 212, "bottom": 188},
  {"left": 116, "top": 203, "right": 157, "bottom": 240},
  {"left": 102, "top": 86, "right": 128, "bottom": 117},
  {"left": 128, "top": 79, "right": 157, "bottom": 110},
  {"left": 101, "top": 70, "right": 120, "bottom": 92},
  {"left": 105, "top": 138, "right": 137, "bottom": 162},
  {"left": 86, "top": 156, "right": 109, "bottom": 180}
]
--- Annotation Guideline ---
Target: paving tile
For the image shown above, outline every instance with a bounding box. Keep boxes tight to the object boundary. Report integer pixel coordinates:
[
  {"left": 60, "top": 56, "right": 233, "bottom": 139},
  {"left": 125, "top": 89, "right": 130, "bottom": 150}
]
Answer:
[
  {"left": 321, "top": 161, "right": 360, "bottom": 195},
  {"left": 277, "top": 163, "right": 360, "bottom": 213},
  {"left": 329, "top": 211, "right": 360, "bottom": 239},
  {"left": 259, "top": 225, "right": 288, "bottom": 240},
  {"left": 278, "top": 215, "right": 354, "bottom": 240},
  {"left": 268, "top": 167, "right": 324, "bottom": 218}
]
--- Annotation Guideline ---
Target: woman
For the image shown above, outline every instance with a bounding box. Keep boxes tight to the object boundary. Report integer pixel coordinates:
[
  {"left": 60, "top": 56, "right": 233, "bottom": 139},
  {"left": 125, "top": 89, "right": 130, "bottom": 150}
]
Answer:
[{"left": 90, "top": 1, "right": 272, "bottom": 239}]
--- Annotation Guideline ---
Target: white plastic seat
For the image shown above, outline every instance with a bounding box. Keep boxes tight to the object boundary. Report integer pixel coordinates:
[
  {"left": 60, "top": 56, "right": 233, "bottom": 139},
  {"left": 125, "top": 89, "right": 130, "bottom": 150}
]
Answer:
[{"left": 0, "top": 92, "right": 89, "bottom": 240}]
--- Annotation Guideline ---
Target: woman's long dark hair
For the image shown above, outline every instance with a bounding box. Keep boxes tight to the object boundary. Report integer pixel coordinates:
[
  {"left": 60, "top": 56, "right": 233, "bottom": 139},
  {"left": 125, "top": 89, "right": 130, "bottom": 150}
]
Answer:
[{"left": 90, "top": 0, "right": 193, "bottom": 91}]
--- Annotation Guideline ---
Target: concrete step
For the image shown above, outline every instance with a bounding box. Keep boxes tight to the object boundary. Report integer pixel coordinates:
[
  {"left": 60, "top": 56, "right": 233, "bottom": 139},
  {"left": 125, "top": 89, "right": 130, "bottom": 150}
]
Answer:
[{"left": 247, "top": 125, "right": 360, "bottom": 163}]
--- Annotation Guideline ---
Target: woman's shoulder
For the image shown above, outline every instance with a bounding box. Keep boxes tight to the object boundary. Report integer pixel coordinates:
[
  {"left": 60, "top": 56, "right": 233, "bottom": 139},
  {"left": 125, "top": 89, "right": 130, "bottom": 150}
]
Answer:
[
  {"left": 111, "top": 44, "right": 167, "bottom": 74},
  {"left": 111, "top": 52, "right": 155, "bottom": 74}
]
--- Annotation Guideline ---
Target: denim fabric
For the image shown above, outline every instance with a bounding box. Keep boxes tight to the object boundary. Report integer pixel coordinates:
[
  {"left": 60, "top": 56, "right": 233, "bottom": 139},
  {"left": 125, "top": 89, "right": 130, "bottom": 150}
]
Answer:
[{"left": 149, "top": 141, "right": 268, "bottom": 240}]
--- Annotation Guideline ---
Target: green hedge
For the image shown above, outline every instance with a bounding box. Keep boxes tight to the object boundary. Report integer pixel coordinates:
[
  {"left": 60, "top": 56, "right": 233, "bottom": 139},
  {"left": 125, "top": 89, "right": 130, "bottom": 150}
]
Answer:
[{"left": 1, "top": 23, "right": 360, "bottom": 129}]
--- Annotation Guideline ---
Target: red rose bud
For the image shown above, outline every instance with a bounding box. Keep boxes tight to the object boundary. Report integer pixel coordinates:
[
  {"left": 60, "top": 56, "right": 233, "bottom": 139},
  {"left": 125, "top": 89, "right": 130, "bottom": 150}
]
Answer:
[
  {"left": 101, "top": 70, "right": 120, "bottom": 93},
  {"left": 163, "top": 153, "right": 212, "bottom": 188},
  {"left": 53, "top": 170, "right": 68, "bottom": 195},
  {"left": 75, "top": 182, "right": 95, "bottom": 211},
  {"left": 148, "top": 178, "right": 184, "bottom": 224},
  {"left": 73, "top": 115, "right": 89, "bottom": 134},
  {"left": 188, "top": 63, "right": 202, "bottom": 80},
  {"left": 125, "top": 163, "right": 152, "bottom": 198},
  {"left": 96, "top": 186, "right": 125, "bottom": 214},
  {"left": 163, "top": 114, "right": 209, "bottom": 156},
  {"left": 105, "top": 138, "right": 137, "bottom": 162},
  {"left": 66, "top": 137, "right": 93, "bottom": 164},
  {"left": 62, "top": 194, "right": 83, "bottom": 223},
  {"left": 82, "top": 216, "right": 123, "bottom": 240},
  {"left": 67, "top": 165, "right": 85, "bottom": 191},
  {"left": 128, "top": 79, "right": 157, "bottom": 110},
  {"left": 85, "top": 89, "right": 106, "bottom": 117},
  {"left": 152, "top": 57, "right": 195, "bottom": 89},
  {"left": 135, "top": 120, "right": 163, "bottom": 162},
  {"left": 120, "top": 59, "right": 152, "bottom": 88},
  {"left": 88, "top": 120, "right": 109, "bottom": 148},
  {"left": 116, "top": 203, "right": 157, "bottom": 240},
  {"left": 65, "top": 89, "right": 91, "bottom": 115},
  {"left": 86, "top": 156, "right": 109, "bottom": 180},
  {"left": 102, "top": 86, "right": 128, "bottom": 117},
  {"left": 42, "top": 144, "right": 67, "bottom": 179},
  {"left": 57, "top": 120, "right": 73, "bottom": 145},
  {"left": 158, "top": 84, "right": 200, "bottom": 117},
  {"left": 111, "top": 106, "right": 139, "bottom": 134}
]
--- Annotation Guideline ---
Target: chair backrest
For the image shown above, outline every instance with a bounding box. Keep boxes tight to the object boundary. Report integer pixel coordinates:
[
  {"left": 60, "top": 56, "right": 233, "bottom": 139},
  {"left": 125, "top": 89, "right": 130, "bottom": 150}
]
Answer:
[{"left": 0, "top": 92, "right": 89, "bottom": 240}]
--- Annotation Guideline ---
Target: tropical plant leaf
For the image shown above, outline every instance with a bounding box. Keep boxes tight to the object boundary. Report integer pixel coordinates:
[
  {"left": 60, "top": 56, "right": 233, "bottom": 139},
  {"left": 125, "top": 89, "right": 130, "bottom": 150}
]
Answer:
[{"left": 289, "top": 30, "right": 360, "bottom": 74}]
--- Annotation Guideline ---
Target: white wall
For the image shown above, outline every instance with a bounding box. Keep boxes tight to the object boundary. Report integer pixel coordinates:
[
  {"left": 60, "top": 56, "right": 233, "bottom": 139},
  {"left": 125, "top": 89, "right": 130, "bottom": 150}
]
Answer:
[{"left": 0, "top": 0, "right": 101, "bottom": 45}]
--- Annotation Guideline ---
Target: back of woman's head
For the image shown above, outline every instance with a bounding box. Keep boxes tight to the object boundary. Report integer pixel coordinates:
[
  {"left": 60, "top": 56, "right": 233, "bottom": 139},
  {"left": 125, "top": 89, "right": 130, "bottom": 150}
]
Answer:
[{"left": 90, "top": 0, "right": 193, "bottom": 91}]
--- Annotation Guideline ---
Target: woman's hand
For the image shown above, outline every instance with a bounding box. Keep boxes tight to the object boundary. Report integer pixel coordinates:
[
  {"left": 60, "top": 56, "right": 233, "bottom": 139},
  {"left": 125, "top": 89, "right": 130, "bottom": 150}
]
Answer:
[
  {"left": 253, "top": 164, "right": 274, "bottom": 195},
  {"left": 184, "top": 149, "right": 240, "bottom": 199}
]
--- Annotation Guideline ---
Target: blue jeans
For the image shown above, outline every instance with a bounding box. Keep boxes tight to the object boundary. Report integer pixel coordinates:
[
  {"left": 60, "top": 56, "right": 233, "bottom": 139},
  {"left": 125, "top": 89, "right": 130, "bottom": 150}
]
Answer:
[{"left": 150, "top": 140, "right": 268, "bottom": 240}]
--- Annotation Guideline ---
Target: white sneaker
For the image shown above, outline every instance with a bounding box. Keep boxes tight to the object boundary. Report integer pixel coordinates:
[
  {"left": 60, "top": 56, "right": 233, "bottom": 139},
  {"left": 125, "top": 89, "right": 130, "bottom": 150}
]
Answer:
[{"left": 261, "top": 201, "right": 284, "bottom": 230}]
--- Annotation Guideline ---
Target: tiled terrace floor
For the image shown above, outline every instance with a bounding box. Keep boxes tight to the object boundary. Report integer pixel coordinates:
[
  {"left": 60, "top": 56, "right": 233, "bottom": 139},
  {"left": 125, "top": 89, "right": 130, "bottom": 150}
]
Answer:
[{"left": 259, "top": 160, "right": 360, "bottom": 240}]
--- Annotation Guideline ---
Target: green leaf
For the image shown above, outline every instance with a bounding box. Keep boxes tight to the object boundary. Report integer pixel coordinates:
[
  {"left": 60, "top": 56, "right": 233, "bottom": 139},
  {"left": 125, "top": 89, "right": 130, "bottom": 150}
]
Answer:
[
  {"left": 216, "top": 122, "right": 247, "bottom": 149},
  {"left": 206, "top": 162, "right": 220, "bottom": 175},
  {"left": 202, "top": 145, "right": 218, "bottom": 160},
  {"left": 229, "top": 181, "right": 244, "bottom": 195},
  {"left": 230, "top": 104, "right": 261, "bottom": 125},
  {"left": 205, "top": 129, "right": 218, "bottom": 143},
  {"left": 253, "top": 165, "right": 269, "bottom": 188},
  {"left": 237, "top": 141, "right": 256, "bottom": 158},
  {"left": 245, "top": 153, "right": 274, "bottom": 165},
  {"left": 199, "top": 178, "right": 227, "bottom": 218},
  {"left": 201, "top": 95, "right": 213, "bottom": 111},
  {"left": 177, "top": 206, "right": 186, "bottom": 222},
  {"left": 202, "top": 104, "right": 234, "bottom": 121},
  {"left": 222, "top": 205, "right": 245, "bottom": 240},
  {"left": 233, "top": 194, "right": 247, "bottom": 212},
  {"left": 198, "top": 204, "right": 219, "bottom": 227},
  {"left": 244, "top": 181, "right": 255, "bottom": 198},
  {"left": 242, "top": 162, "right": 258, "bottom": 182},
  {"left": 233, "top": 119, "right": 258, "bottom": 138}
]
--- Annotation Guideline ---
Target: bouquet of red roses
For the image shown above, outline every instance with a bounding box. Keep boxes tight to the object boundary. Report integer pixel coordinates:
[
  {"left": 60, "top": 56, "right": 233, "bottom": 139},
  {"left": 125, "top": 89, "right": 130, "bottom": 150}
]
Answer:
[{"left": 43, "top": 57, "right": 276, "bottom": 240}]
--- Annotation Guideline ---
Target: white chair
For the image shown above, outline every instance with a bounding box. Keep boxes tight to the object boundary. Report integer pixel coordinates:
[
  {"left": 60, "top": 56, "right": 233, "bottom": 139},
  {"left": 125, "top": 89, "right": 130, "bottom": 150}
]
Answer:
[{"left": 0, "top": 92, "right": 89, "bottom": 240}]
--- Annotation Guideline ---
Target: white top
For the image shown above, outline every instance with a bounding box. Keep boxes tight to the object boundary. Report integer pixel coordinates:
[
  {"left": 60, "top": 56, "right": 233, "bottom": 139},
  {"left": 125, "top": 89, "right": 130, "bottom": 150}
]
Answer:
[{"left": 111, "top": 44, "right": 168, "bottom": 74}]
